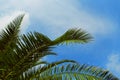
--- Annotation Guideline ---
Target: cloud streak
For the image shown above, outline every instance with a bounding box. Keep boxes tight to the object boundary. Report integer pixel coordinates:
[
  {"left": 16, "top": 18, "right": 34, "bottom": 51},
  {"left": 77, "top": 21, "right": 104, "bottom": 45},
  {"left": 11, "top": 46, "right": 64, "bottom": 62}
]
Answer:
[
  {"left": 106, "top": 53, "right": 120, "bottom": 78},
  {"left": 27, "top": 0, "right": 116, "bottom": 37},
  {"left": 0, "top": 0, "right": 117, "bottom": 37}
]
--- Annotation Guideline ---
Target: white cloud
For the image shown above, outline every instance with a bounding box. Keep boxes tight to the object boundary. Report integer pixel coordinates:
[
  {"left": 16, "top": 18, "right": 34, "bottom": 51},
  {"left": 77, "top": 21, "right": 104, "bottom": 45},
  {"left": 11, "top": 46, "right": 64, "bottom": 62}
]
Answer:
[
  {"left": 21, "top": 0, "right": 116, "bottom": 37},
  {"left": 0, "top": 0, "right": 117, "bottom": 37},
  {"left": 106, "top": 54, "right": 120, "bottom": 78},
  {"left": 0, "top": 11, "right": 30, "bottom": 33}
]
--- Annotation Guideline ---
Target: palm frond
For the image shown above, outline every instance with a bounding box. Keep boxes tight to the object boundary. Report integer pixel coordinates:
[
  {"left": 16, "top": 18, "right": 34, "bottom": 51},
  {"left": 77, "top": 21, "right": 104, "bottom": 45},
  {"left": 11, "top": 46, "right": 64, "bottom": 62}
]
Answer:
[
  {"left": 52, "top": 28, "right": 92, "bottom": 45},
  {"left": 16, "top": 32, "right": 52, "bottom": 56},
  {"left": 2, "top": 32, "right": 54, "bottom": 79},
  {"left": 39, "top": 64, "right": 119, "bottom": 80},
  {"left": 18, "top": 60, "right": 76, "bottom": 80},
  {"left": 14, "top": 32, "right": 53, "bottom": 68},
  {"left": 0, "top": 15, "right": 24, "bottom": 78},
  {"left": 0, "top": 14, "right": 24, "bottom": 52}
]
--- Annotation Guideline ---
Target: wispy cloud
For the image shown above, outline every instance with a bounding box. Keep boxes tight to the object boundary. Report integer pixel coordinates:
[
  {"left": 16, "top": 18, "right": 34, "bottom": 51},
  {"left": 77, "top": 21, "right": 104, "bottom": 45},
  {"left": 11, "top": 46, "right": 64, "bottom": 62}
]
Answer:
[
  {"left": 106, "top": 53, "right": 120, "bottom": 78},
  {"left": 0, "top": 11, "right": 30, "bottom": 33},
  {"left": 0, "top": 0, "right": 117, "bottom": 37}
]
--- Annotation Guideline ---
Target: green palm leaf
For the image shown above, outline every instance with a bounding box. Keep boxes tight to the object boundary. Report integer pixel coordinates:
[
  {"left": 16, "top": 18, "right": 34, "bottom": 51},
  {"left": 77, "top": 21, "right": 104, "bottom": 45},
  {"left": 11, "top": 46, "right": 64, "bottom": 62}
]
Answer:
[
  {"left": 52, "top": 28, "right": 92, "bottom": 45},
  {"left": 0, "top": 14, "right": 24, "bottom": 51},
  {"left": 38, "top": 64, "right": 119, "bottom": 80},
  {"left": 17, "top": 60, "right": 76, "bottom": 80}
]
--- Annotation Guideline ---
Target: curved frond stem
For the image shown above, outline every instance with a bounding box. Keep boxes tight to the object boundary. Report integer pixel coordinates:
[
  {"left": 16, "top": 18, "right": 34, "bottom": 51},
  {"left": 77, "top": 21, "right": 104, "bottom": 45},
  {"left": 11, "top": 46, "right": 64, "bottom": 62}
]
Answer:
[
  {"left": 21, "top": 60, "right": 76, "bottom": 80},
  {"left": 39, "top": 64, "right": 119, "bottom": 80}
]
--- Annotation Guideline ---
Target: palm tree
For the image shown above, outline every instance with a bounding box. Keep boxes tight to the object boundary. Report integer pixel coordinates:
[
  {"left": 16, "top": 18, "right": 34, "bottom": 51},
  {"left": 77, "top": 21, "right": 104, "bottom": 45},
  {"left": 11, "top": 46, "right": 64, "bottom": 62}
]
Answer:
[{"left": 0, "top": 15, "right": 118, "bottom": 80}]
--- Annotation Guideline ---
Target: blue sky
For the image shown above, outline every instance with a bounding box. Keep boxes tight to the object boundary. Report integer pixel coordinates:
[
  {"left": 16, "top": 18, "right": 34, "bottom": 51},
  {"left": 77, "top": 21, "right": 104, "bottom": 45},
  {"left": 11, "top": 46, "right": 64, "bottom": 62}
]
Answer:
[{"left": 0, "top": 0, "right": 120, "bottom": 78}]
